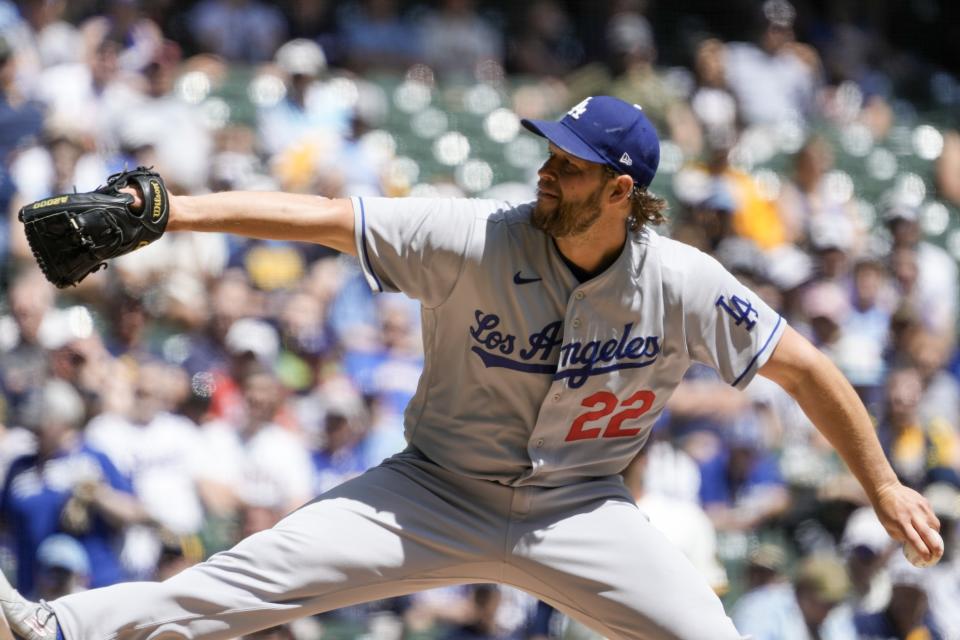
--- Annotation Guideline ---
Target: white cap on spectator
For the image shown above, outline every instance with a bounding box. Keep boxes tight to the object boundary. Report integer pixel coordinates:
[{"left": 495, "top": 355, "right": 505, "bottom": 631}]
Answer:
[
  {"left": 21, "top": 379, "right": 85, "bottom": 429},
  {"left": 37, "top": 534, "right": 90, "bottom": 576},
  {"left": 713, "top": 237, "right": 768, "bottom": 281},
  {"left": 809, "top": 214, "right": 854, "bottom": 252},
  {"left": 841, "top": 506, "right": 891, "bottom": 556},
  {"left": 225, "top": 318, "right": 280, "bottom": 366},
  {"left": 766, "top": 245, "right": 814, "bottom": 291},
  {"left": 883, "top": 203, "right": 919, "bottom": 224},
  {"left": 880, "top": 192, "right": 920, "bottom": 223},
  {"left": 802, "top": 281, "right": 850, "bottom": 323},
  {"left": 324, "top": 393, "right": 364, "bottom": 421},
  {"left": 38, "top": 306, "right": 95, "bottom": 350},
  {"left": 672, "top": 167, "right": 712, "bottom": 206},
  {"left": 692, "top": 90, "right": 738, "bottom": 135},
  {"left": 607, "top": 14, "right": 654, "bottom": 56},
  {"left": 923, "top": 483, "right": 960, "bottom": 520},
  {"left": 275, "top": 38, "right": 326, "bottom": 77}
]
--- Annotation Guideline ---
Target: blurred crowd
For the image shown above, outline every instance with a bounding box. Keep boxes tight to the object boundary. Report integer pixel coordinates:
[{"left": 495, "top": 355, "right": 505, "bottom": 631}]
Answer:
[{"left": 1, "top": 0, "right": 960, "bottom": 639}]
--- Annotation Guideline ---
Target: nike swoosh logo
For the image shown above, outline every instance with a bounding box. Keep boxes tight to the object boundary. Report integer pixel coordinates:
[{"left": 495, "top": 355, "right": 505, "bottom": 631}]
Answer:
[{"left": 513, "top": 271, "right": 542, "bottom": 285}]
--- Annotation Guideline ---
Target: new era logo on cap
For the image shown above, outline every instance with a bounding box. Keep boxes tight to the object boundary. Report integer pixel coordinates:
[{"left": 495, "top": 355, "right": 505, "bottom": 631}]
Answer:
[{"left": 521, "top": 95, "right": 660, "bottom": 188}]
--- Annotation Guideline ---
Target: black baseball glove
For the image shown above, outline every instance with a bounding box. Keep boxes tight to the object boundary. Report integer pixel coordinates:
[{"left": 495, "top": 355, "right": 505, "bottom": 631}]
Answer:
[{"left": 18, "top": 167, "right": 170, "bottom": 288}]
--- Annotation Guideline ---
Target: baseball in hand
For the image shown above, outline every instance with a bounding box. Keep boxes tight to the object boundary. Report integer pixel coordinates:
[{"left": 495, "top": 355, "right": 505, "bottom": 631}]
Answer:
[{"left": 903, "top": 530, "right": 944, "bottom": 568}]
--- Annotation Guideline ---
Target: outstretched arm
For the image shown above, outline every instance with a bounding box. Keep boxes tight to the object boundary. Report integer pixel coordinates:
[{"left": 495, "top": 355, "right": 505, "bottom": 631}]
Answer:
[
  {"left": 759, "top": 326, "right": 943, "bottom": 564},
  {"left": 131, "top": 188, "right": 357, "bottom": 255}
]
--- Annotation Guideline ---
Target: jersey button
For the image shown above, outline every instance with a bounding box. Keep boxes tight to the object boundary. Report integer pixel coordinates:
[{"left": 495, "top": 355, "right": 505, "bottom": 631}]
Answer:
[
  {"left": 575, "top": 291, "right": 585, "bottom": 300},
  {"left": 536, "top": 438, "right": 544, "bottom": 447},
  {"left": 552, "top": 393, "right": 561, "bottom": 402},
  {"left": 572, "top": 318, "right": 582, "bottom": 328}
]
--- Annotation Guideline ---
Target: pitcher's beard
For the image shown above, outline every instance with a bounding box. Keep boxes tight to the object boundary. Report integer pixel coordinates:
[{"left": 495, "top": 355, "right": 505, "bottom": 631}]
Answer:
[{"left": 531, "top": 188, "right": 603, "bottom": 238}]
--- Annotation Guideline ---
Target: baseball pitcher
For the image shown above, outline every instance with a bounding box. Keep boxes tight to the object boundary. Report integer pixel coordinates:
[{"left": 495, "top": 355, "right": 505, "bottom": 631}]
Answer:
[{"left": 3, "top": 96, "right": 943, "bottom": 640}]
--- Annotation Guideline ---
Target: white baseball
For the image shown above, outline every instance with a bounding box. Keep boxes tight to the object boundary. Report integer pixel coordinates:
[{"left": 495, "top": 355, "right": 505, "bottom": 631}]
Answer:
[{"left": 903, "top": 530, "right": 944, "bottom": 568}]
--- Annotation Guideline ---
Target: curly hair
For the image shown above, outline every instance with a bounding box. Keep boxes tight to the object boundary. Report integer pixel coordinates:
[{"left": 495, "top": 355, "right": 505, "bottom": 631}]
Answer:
[{"left": 603, "top": 166, "right": 668, "bottom": 231}]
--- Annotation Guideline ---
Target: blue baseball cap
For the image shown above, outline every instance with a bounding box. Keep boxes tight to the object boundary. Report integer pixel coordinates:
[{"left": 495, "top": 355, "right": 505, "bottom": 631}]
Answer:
[
  {"left": 522, "top": 95, "right": 660, "bottom": 188},
  {"left": 37, "top": 534, "right": 90, "bottom": 575}
]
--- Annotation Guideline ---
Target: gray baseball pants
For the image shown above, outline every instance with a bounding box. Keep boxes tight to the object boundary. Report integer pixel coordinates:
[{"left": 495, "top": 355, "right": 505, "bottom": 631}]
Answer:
[{"left": 50, "top": 448, "right": 743, "bottom": 640}]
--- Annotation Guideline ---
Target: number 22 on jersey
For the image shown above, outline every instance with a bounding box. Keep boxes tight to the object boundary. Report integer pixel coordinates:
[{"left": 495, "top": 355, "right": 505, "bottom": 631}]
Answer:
[{"left": 565, "top": 390, "right": 656, "bottom": 442}]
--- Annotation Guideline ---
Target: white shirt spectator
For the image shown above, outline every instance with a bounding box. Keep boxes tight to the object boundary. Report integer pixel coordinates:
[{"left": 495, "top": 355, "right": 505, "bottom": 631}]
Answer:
[
  {"left": 916, "top": 241, "right": 958, "bottom": 334},
  {"left": 724, "top": 41, "right": 816, "bottom": 125},
  {"left": 926, "top": 555, "right": 960, "bottom": 638},
  {"left": 641, "top": 440, "right": 702, "bottom": 504},
  {"left": 31, "top": 62, "right": 143, "bottom": 152},
  {"left": 198, "top": 420, "right": 313, "bottom": 512},
  {"left": 9, "top": 143, "right": 109, "bottom": 205},
  {"left": 841, "top": 507, "right": 893, "bottom": 615},
  {"left": 113, "top": 229, "right": 229, "bottom": 287},
  {"left": 120, "top": 94, "right": 213, "bottom": 192},
  {"left": 257, "top": 80, "right": 353, "bottom": 159},
  {"left": 85, "top": 410, "right": 205, "bottom": 579},
  {"left": 0, "top": 426, "right": 35, "bottom": 484},
  {"left": 85, "top": 411, "right": 205, "bottom": 534}
]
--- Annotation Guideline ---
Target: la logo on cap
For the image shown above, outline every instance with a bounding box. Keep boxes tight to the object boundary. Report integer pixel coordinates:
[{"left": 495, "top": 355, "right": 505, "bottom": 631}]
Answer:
[{"left": 567, "top": 97, "right": 591, "bottom": 120}]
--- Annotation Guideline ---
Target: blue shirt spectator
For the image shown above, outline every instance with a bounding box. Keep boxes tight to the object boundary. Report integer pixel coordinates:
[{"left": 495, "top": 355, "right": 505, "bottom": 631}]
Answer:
[
  {"left": 342, "top": 348, "right": 422, "bottom": 417},
  {"left": 698, "top": 416, "right": 790, "bottom": 532},
  {"left": 0, "top": 380, "right": 142, "bottom": 596},
  {"left": 855, "top": 555, "right": 947, "bottom": 640},
  {"left": 698, "top": 435, "right": 785, "bottom": 507},
  {"left": 854, "top": 610, "right": 943, "bottom": 640},
  {"left": 1, "top": 444, "right": 131, "bottom": 595},
  {"left": 312, "top": 403, "right": 368, "bottom": 495},
  {"left": 342, "top": 295, "right": 423, "bottom": 416}
]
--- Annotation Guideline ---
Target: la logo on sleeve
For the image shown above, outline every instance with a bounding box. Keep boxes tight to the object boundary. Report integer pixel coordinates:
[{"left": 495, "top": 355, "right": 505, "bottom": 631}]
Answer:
[{"left": 715, "top": 295, "right": 758, "bottom": 331}]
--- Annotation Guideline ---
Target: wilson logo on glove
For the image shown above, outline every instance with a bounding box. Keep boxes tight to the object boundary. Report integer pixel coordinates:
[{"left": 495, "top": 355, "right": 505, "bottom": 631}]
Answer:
[{"left": 150, "top": 179, "right": 164, "bottom": 222}]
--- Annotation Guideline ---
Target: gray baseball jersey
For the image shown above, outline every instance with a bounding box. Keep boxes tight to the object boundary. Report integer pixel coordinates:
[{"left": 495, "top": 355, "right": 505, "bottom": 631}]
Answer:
[{"left": 353, "top": 195, "right": 785, "bottom": 485}]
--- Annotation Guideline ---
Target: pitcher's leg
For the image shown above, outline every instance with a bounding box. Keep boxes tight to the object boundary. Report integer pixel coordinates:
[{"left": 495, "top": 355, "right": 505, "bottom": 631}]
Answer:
[
  {"left": 50, "top": 457, "right": 509, "bottom": 640},
  {"left": 505, "top": 481, "right": 742, "bottom": 640}
]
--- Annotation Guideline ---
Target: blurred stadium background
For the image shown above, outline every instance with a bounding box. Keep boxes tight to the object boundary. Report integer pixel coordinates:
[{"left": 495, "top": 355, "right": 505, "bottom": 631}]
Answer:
[{"left": 1, "top": 0, "right": 960, "bottom": 638}]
